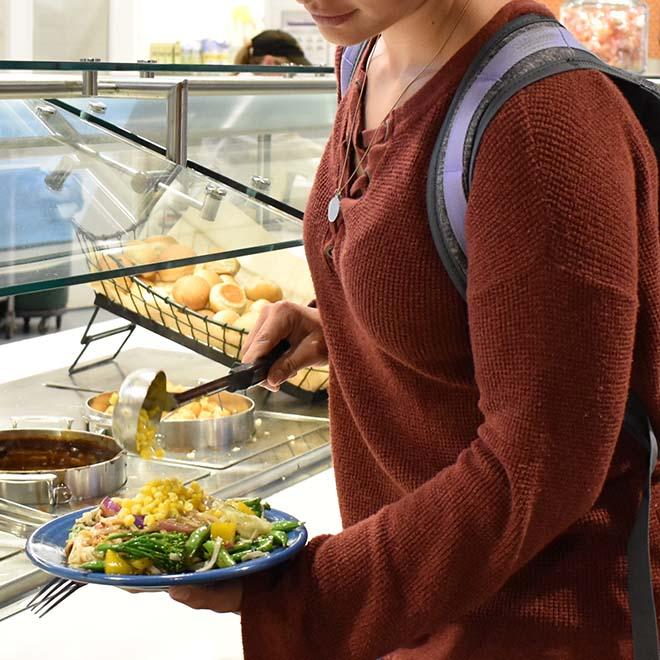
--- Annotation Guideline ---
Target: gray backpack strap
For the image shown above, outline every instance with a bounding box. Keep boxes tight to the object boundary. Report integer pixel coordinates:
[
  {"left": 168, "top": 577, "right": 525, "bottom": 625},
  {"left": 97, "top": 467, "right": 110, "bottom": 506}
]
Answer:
[
  {"left": 426, "top": 14, "right": 591, "bottom": 299},
  {"left": 340, "top": 42, "right": 369, "bottom": 99},
  {"left": 426, "top": 14, "right": 660, "bottom": 659},
  {"left": 624, "top": 394, "right": 660, "bottom": 659}
]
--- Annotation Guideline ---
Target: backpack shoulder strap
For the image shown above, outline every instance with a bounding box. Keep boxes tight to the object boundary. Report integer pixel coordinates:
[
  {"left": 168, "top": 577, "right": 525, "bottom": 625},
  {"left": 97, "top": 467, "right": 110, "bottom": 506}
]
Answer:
[
  {"left": 427, "top": 13, "right": 660, "bottom": 300},
  {"left": 339, "top": 42, "right": 369, "bottom": 99},
  {"left": 427, "top": 15, "right": 660, "bottom": 660}
]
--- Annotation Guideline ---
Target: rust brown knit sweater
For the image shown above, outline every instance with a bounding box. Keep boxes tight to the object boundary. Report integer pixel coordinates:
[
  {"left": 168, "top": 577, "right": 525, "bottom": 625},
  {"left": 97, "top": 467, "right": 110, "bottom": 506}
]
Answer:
[{"left": 241, "top": 2, "right": 660, "bottom": 658}]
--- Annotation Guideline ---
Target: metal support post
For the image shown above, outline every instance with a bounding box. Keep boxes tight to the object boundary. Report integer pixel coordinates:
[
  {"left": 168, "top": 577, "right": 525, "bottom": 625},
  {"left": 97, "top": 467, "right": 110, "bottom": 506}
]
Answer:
[
  {"left": 138, "top": 59, "right": 157, "bottom": 79},
  {"left": 166, "top": 80, "right": 189, "bottom": 165},
  {"left": 80, "top": 58, "right": 100, "bottom": 96}
]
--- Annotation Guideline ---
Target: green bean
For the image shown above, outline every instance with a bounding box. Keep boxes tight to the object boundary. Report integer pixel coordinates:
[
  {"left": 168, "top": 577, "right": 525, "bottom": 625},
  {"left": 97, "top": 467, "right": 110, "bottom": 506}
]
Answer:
[
  {"left": 270, "top": 520, "right": 301, "bottom": 533},
  {"left": 230, "top": 550, "right": 252, "bottom": 563},
  {"left": 271, "top": 530, "right": 288, "bottom": 548},
  {"left": 215, "top": 546, "right": 236, "bottom": 568},
  {"left": 241, "top": 498, "right": 263, "bottom": 516},
  {"left": 79, "top": 560, "right": 105, "bottom": 572},
  {"left": 202, "top": 540, "right": 215, "bottom": 558},
  {"left": 106, "top": 532, "right": 137, "bottom": 540},
  {"left": 228, "top": 540, "right": 253, "bottom": 554},
  {"left": 253, "top": 535, "right": 273, "bottom": 553},
  {"left": 184, "top": 525, "right": 210, "bottom": 559}
]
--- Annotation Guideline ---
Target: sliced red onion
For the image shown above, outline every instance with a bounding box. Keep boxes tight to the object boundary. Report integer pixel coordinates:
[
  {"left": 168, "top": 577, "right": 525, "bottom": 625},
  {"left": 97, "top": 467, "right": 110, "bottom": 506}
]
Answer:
[
  {"left": 134, "top": 515, "right": 145, "bottom": 529},
  {"left": 100, "top": 496, "right": 121, "bottom": 517}
]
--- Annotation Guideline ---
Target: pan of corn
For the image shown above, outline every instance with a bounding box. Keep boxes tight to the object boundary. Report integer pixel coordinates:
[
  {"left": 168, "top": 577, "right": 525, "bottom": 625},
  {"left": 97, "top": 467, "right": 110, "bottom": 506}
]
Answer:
[{"left": 82, "top": 383, "right": 255, "bottom": 459}]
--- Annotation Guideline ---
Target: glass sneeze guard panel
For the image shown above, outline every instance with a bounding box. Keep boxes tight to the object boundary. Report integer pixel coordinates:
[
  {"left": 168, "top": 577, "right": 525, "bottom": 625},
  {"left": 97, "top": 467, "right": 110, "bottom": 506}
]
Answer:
[
  {"left": 62, "top": 91, "right": 337, "bottom": 212},
  {"left": 0, "top": 99, "right": 303, "bottom": 296},
  {"left": 0, "top": 61, "right": 334, "bottom": 75}
]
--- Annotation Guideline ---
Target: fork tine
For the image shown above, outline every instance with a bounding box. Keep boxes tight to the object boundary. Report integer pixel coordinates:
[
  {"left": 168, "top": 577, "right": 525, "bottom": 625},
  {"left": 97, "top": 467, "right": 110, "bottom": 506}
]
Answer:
[
  {"left": 30, "top": 579, "right": 77, "bottom": 615},
  {"left": 26, "top": 578, "right": 65, "bottom": 609},
  {"left": 36, "top": 582, "right": 84, "bottom": 618}
]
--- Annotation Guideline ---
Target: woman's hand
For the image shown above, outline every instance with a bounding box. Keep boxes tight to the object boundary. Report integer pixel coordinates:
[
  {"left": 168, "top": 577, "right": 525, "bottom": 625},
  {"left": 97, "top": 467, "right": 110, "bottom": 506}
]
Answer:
[
  {"left": 242, "top": 301, "right": 328, "bottom": 391},
  {"left": 169, "top": 580, "right": 242, "bottom": 613}
]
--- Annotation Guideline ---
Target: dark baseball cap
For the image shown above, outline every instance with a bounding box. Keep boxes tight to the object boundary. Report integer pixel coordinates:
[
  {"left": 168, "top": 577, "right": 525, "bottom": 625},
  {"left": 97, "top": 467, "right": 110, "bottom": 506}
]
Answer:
[{"left": 251, "top": 30, "right": 311, "bottom": 66}]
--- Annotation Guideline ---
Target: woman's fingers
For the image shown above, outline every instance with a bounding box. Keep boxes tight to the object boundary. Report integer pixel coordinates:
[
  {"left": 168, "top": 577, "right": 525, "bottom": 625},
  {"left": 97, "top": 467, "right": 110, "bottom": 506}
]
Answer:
[
  {"left": 169, "top": 580, "right": 242, "bottom": 613},
  {"left": 241, "top": 301, "right": 297, "bottom": 364},
  {"left": 265, "top": 334, "right": 326, "bottom": 389}
]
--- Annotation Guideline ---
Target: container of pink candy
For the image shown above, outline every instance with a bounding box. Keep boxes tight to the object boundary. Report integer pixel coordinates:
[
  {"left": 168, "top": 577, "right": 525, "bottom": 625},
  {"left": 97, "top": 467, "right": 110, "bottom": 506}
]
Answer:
[{"left": 560, "top": 0, "right": 649, "bottom": 73}]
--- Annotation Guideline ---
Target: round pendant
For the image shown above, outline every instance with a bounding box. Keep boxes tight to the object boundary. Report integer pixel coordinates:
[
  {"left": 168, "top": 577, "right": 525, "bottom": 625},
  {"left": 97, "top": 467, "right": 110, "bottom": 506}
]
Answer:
[{"left": 327, "top": 194, "right": 341, "bottom": 223}]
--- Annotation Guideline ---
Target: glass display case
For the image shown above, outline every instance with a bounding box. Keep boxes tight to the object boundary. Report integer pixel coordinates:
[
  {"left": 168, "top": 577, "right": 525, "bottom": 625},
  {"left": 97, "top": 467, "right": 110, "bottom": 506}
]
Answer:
[
  {"left": 0, "top": 61, "right": 336, "bottom": 616},
  {"left": 0, "top": 62, "right": 336, "bottom": 395}
]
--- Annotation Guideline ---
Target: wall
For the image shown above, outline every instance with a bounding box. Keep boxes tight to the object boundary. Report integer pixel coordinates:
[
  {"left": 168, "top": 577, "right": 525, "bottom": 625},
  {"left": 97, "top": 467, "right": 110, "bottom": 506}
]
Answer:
[
  {"left": 0, "top": 0, "right": 6, "bottom": 58},
  {"left": 33, "top": 0, "right": 108, "bottom": 61},
  {"left": 132, "top": 0, "right": 265, "bottom": 56}
]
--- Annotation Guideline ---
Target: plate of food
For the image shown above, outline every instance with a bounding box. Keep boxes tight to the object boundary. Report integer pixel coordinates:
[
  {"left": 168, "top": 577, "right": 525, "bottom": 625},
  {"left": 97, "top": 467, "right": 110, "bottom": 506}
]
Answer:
[{"left": 25, "top": 478, "right": 306, "bottom": 589}]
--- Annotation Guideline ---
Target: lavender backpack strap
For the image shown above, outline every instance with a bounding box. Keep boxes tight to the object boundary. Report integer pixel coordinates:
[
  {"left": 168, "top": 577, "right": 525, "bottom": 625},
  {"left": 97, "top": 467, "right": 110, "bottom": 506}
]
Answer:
[
  {"left": 427, "top": 12, "right": 660, "bottom": 300},
  {"left": 339, "top": 42, "right": 368, "bottom": 98},
  {"left": 427, "top": 13, "right": 660, "bottom": 660}
]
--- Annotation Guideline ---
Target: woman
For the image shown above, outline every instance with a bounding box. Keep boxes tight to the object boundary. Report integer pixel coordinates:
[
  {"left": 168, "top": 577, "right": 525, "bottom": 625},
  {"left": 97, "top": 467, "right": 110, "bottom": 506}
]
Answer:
[
  {"left": 171, "top": 1, "right": 660, "bottom": 658},
  {"left": 234, "top": 30, "right": 311, "bottom": 66}
]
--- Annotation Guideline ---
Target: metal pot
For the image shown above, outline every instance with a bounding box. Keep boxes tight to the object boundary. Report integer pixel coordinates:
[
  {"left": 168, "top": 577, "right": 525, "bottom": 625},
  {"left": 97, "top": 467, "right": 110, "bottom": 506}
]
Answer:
[
  {"left": 83, "top": 390, "right": 255, "bottom": 453},
  {"left": 0, "top": 424, "right": 126, "bottom": 507}
]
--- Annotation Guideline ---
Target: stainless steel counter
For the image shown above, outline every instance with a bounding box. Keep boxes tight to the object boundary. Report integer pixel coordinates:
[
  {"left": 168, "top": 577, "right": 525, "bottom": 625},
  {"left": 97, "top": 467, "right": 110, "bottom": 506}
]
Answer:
[{"left": 0, "top": 346, "right": 331, "bottom": 613}]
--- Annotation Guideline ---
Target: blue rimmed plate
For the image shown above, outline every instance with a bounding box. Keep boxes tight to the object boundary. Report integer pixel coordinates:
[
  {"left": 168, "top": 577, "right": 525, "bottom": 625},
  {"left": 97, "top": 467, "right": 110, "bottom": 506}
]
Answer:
[{"left": 26, "top": 506, "right": 307, "bottom": 590}]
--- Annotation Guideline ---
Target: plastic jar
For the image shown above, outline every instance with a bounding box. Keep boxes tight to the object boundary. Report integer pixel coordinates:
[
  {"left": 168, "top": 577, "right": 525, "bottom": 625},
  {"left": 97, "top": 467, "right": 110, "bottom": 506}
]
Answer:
[{"left": 560, "top": 0, "right": 649, "bottom": 73}]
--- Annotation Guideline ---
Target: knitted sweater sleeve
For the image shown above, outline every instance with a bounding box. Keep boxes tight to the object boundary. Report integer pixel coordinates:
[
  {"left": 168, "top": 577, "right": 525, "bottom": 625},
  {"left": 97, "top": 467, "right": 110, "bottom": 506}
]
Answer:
[{"left": 240, "top": 70, "right": 641, "bottom": 659}]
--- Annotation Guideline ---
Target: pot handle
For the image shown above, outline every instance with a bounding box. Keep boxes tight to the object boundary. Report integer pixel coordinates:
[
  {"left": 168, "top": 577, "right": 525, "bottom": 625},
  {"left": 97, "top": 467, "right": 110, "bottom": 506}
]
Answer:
[
  {"left": 0, "top": 472, "right": 60, "bottom": 507},
  {"left": 10, "top": 416, "right": 74, "bottom": 430}
]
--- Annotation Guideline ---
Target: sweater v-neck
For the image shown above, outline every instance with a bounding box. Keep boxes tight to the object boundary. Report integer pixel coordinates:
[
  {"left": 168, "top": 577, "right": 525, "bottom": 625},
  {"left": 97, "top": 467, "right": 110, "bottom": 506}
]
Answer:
[{"left": 339, "top": 1, "right": 553, "bottom": 207}]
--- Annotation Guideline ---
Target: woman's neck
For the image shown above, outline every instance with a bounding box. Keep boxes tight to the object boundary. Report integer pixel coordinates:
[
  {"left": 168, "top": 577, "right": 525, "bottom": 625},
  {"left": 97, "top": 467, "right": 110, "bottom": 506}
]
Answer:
[{"left": 378, "top": 0, "right": 513, "bottom": 77}]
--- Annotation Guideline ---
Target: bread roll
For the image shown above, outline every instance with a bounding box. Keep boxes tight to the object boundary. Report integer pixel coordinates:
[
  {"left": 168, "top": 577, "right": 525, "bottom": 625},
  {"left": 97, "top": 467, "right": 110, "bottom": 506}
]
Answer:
[
  {"left": 123, "top": 240, "right": 158, "bottom": 265},
  {"left": 194, "top": 266, "right": 221, "bottom": 288},
  {"left": 208, "top": 322, "right": 243, "bottom": 357},
  {"left": 93, "top": 253, "right": 132, "bottom": 294},
  {"left": 209, "top": 282, "right": 247, "bottom": 314},
  {"left": 233, "top": 311, "right": 260, "bottom": 332},
  {"left": 204, "top": 257, "right": 240, "bottom": 276},
  {"left": 287, "top": 366, "right": 329, "bottom": 392},
  {"left": 158, "top": 245, "right": 197, "bottom": 281},
  {"left": 245, "top": 279, "right": 283, "bottom": 303},
  {"left": 249, "top": 299, "right": 271, "bottom": 314},
  {"left": 172, "top": 275, "right": 210, "bottom": 311},
  {"left": 212, "top": 309, "right": 240, "bottom": 325},
  {"left": 145, "top": 234, "right": 178, "bottom": 255},
  {"left": 219, "top": 274, "right": 237, "bottom": 285}
]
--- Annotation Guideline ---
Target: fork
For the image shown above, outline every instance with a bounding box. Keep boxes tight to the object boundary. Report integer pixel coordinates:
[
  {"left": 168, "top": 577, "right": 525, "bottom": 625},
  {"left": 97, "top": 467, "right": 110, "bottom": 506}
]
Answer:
[
  {"left": 27, "top": 578, "right": 85, "bottom": 618},
  {"left": 0, "top": 577, "right": 84, "bottom": 622}
]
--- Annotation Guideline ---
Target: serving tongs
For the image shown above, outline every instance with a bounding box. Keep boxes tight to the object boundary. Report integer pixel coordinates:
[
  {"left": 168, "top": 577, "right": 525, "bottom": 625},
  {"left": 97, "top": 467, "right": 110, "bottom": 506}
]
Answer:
[{"left": 112, "top": 340, "right": 290, "bottom": 450}]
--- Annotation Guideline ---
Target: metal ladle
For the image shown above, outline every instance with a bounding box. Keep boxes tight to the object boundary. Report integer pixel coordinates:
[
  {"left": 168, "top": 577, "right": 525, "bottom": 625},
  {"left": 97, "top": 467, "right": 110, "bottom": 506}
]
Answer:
[{"left": 111, "top": 341, "right": 290, "bottom": 451}]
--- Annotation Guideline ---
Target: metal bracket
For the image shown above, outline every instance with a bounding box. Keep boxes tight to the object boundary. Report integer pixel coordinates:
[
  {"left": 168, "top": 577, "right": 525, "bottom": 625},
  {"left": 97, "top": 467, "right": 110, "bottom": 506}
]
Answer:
[
  {"left": 201, "top": 183, "right": 227, "bottom": 221},
  {"left": 68, "top": 306, "right": 135, "bottom": 375}
]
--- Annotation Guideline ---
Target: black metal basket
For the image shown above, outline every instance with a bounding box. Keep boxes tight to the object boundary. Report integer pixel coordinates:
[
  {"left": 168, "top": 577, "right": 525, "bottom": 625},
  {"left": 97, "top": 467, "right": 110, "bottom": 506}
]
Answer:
[{"left": 82, "top": 242, "right": 329, "bottom": 401}]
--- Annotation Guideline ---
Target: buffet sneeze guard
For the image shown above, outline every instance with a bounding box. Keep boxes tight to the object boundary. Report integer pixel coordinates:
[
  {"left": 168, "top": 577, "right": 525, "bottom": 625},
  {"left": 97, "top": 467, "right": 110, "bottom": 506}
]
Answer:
[{"left": 0, "top": 63, "right": 335, "bottom": 397}]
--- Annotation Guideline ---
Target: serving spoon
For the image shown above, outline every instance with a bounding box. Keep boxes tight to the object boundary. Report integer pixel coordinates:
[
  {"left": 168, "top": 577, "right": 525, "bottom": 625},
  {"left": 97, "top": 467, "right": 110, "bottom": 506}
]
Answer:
[{"left": 111, "top": 340, "right": 290, "bottom": 451}]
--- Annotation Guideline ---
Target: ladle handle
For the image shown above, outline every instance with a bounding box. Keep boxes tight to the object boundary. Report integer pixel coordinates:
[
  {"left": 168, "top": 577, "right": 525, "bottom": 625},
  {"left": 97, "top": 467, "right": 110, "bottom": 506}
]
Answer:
[{"left": 174, "top": 340, "right": 291, "bottom": 405}]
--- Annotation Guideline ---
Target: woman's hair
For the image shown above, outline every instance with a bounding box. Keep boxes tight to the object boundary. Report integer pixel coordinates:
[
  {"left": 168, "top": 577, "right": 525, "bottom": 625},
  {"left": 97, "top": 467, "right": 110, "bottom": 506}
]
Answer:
[{"left": 234, "top": 30, "right": 311, "bottom": 66}]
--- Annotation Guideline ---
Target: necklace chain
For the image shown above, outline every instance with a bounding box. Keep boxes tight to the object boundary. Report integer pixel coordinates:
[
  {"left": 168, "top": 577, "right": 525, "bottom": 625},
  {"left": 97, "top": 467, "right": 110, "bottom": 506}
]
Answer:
[{"left": 329, "top": 0, "right": 474, "bottom": 222}]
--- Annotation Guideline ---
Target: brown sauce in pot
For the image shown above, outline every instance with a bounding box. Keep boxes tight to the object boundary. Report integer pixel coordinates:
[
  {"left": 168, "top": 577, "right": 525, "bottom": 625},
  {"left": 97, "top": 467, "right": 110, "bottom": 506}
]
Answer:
[{"left": 0, "top": 438, "right": 118, "bottom": 471}]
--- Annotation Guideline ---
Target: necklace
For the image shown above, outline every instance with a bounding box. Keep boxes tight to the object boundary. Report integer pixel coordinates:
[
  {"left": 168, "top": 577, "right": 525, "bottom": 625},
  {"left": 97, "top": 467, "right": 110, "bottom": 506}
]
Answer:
[{"left": 328, "top": 0, "right": 475, "bottom": 223}]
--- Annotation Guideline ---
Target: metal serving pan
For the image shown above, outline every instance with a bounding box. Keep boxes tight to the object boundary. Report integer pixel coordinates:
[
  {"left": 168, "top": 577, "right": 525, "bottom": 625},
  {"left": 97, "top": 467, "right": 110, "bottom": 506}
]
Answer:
[
  {"left": 0, "top": 423, "right": 126, "bottom": 507},
  {"left": 83, "top": 390, "right": 255, "bottom": 454}
]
